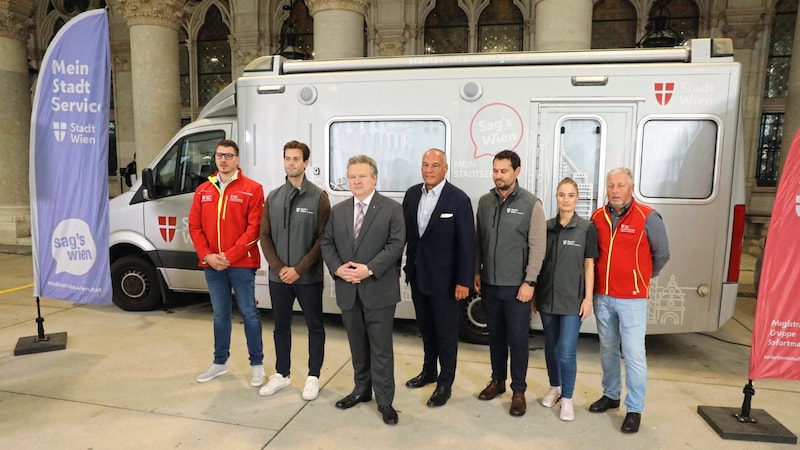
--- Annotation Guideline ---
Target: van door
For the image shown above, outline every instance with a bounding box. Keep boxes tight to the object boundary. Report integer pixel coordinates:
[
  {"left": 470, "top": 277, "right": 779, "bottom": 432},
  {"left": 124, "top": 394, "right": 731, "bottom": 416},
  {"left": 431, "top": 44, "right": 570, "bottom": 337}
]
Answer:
[
  {"left": 141, "top": 127, "right": 229, "bottom": 290},
  {"left": 534, "top": 103, "right": 637, "bottom": 333},
  {"left": 634, "top": 117, "right": 726, "bottom": 333},
  {"left": 534, "top": 103, "right": 637, "bottom": 218}
]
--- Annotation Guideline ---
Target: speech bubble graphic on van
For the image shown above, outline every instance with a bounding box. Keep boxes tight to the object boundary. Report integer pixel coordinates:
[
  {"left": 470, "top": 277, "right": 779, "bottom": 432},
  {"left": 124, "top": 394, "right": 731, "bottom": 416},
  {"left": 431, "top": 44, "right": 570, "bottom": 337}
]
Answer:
[
  {"left": 51, "top": 219, "right": 96, "bottom": 275},
  {"left": 470, "top": 102, "right": 524, "bottom": 159}
]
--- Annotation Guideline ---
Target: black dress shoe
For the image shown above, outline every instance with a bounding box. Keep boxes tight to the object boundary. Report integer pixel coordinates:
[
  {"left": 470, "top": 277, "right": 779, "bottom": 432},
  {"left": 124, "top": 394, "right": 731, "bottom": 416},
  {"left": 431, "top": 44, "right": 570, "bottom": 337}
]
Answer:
[
  {"left": 335, "top": 393, "right": 372, "bottom": 410},
  {"left": 621, "top": 412, "right": 641, "bottom": 433},
  {"left": 589, "top": 395, "right": 620, "bottom": 413},
  {"left": 378, "top": 404, "right": 399, "bottom": 425},
  {"left": 405, "top": 371, "right": 438, "bottom": 388},
  {"left": 427, "top": 386, "right": 451, "bottom": 407}
]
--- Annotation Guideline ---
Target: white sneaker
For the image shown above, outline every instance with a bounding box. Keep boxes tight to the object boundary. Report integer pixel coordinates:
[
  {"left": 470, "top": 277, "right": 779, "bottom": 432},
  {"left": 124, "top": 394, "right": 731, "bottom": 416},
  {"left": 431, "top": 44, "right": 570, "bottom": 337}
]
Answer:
[
  {"left": 259, "top": 373, "right": 291, "bottom": 396},
  {"left": 250, "top": 365, "right": 266, "bottom": 387},
  {"left": 302, "top": 376, "right": 320, "bottom": 401},
  {"left": 560, "top": 398, "right": 575, "bottom": 421},
  {"left": 196, "top": 364, "right": 228, "bottom": 383},
  {"left": 541, "top": 386, "right": 562, "bottom": 407}
]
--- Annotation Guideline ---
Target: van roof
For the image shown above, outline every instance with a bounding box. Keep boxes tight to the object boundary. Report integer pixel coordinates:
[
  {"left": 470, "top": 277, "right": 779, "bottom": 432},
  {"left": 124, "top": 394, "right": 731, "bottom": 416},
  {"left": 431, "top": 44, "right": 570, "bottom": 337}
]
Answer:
[{"left": 242, "top": 38, "right": 733, "bottom": 76}]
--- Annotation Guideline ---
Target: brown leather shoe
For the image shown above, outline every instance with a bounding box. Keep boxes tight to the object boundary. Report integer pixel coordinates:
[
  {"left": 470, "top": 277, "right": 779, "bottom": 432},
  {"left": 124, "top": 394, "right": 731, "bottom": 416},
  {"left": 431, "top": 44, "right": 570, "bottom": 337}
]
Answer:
[
  {"left": 510, "top": 391, "right": 526, "bottom": 417},
  {"left": 478, "top": 379, "right": 506, "bottom": 400}
]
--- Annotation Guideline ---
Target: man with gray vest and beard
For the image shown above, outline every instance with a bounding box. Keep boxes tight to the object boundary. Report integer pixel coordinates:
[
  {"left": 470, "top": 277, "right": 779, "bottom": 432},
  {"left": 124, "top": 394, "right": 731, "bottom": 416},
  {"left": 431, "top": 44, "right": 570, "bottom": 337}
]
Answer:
[{"left": 474, "top": 150, "right": 546, "bottom": 417}]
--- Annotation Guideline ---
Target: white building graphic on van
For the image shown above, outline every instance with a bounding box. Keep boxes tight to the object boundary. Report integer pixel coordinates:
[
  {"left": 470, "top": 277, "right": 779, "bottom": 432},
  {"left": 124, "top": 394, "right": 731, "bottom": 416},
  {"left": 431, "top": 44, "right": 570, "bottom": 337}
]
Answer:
[{"left": 648, "top": 274, "right": 687, "bottom": 327}]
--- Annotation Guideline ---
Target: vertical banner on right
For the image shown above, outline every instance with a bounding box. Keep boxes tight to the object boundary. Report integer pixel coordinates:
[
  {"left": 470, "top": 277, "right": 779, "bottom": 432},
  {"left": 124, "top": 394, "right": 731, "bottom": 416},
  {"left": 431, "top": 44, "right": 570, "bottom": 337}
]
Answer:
[{"left": 749, "top": 128, "right": 800, "bottom": 381}]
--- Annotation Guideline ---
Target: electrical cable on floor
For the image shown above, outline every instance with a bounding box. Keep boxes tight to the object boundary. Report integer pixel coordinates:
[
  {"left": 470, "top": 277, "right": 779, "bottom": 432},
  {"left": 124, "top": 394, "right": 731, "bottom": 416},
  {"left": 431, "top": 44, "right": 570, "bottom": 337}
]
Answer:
[{"left": 695, "top": 332, "right": 751, "bottom": 347}]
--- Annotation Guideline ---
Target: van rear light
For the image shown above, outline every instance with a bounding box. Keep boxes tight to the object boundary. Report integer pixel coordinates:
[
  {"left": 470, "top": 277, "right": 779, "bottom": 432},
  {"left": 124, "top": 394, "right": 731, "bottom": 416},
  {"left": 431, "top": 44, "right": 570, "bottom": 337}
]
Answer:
[{"left": 727, "top": 204, "right": 745, "bottom": 283}]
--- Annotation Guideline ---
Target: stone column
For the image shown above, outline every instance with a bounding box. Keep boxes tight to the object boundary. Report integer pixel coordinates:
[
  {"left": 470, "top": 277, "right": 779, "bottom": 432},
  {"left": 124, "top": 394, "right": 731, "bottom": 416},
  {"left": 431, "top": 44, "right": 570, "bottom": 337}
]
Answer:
[
  {"left": 111, "top": 42, "right": 135, "bottom": 196},
  {"left": 371, "top": 0, "right": 409, "bottom": 56},
  {"left": 230, "top": 32, "right": 262, "bottom": 77},
  {"left": 374, "top": 24, "right": 409, "bottom": 56},
  {"left": 307, "top": 0, "right": 369, "bottom": 59},
  {"left": 108, "top": 7, "right": 133, "bottom": 197},
  {"left": 114, "top": 0, "right": 184, "bottom": 170},
  {"left": 533, "top": 0, "right": 592, "bottom": 51},
  {"left": 777, "top": 9, "right": 800, "bottom": 180},
  {"left": 0, "top": 0, "right": 34, "bottom": 246},
  {"left": 230, "top": 0, "right": 262, "bottom": 76}
]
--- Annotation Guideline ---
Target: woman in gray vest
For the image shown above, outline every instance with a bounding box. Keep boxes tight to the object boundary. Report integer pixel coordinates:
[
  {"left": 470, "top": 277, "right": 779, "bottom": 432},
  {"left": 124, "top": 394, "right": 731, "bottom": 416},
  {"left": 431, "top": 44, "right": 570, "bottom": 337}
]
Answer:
[{"left": 534, "top": 177, "right": 598, "bottom": 421}]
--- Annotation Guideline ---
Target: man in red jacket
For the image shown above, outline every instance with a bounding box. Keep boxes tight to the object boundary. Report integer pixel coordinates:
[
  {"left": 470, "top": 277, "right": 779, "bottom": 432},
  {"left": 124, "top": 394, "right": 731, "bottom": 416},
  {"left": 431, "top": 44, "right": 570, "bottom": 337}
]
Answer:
[
  {"left": 589, "top": 167, "right": 669, "bottom": 434},
  {"left": 189, "top": 139, "right": 266, "bottom": 388}
]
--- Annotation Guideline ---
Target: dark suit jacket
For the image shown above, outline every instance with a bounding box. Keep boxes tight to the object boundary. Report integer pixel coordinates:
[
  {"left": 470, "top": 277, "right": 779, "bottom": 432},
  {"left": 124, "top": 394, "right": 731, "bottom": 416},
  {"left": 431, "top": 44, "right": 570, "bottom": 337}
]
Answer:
[
  {"left": 403, "top": 181, "right": 477, "bottom": 296},
  {"left": 321, "top": 192, "right": 406, "bottom": 310}
]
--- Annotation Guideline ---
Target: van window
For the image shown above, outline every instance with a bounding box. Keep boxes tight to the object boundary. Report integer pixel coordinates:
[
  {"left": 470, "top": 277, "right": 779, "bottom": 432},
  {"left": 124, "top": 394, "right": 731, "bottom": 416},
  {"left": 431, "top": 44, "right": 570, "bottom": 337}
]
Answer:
[
  {"left": 328, "top": 120, "right": 447, "bottom": 192},
  {"left": 640, "top": 119, "right": 717, "bottom": 199},
  {"left": 556, "top": 118, "right": 602, "bottom": 219},
  {"left": 151, "top": 130, "right": 225, "bottom": 198}
]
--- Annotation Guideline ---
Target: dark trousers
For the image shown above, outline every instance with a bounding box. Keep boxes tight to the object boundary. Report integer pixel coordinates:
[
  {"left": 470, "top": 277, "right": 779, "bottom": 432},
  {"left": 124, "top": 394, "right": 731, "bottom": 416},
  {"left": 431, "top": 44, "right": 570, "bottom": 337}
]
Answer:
[
  {"left": 482, "top": 283, "right": 531, "bottom": 392},
  {"left": 269, "top": 281, "right": 325, "bottom": 377},
  {"left": 411, "top": 284, "right": 460, "bottom": 388},
  {"left": 341, "top": 294, "right": 396, "bottom": 406}
]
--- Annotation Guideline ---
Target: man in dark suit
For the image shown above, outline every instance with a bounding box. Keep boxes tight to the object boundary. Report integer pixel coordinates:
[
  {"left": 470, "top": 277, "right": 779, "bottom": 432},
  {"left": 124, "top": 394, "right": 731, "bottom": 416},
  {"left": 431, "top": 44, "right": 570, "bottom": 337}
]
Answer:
[
  {"left": 321, "top": 154, "right": 406, "bottom": 425},
  {"left": 402, "top": 148, "right": 476, "bottom": 407}
]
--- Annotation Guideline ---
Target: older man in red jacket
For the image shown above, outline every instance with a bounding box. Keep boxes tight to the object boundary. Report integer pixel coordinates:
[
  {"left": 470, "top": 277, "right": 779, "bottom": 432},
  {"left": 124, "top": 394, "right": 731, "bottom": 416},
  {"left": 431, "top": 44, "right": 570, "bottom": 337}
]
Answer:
[{"left": 589, "top": 167, "right": 670, "bottom": 434}]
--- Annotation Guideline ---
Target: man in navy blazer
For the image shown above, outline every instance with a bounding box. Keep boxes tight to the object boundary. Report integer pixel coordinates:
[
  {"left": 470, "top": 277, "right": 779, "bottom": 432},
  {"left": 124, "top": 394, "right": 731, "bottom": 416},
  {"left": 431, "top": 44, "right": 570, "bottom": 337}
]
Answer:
[
  {"left": 402, "top": 148, "right": 476, "bottom": 407},
  {"left": 321, "top": 155, "right": 406, "bottom": 425}
]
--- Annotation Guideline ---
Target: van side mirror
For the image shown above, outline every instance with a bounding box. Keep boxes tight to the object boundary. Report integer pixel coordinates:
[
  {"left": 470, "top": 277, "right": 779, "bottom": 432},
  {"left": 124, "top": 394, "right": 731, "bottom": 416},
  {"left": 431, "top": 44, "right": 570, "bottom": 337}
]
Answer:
[{"left": 142, "top": 168, "right": 155, "bottom": 200}]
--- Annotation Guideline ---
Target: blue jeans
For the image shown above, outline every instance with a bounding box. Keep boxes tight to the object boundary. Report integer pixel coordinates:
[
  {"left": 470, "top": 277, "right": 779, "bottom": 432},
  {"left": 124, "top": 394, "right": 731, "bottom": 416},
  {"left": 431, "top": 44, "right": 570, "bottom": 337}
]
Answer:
[
  {"left": 482, "top": 284, "right": 531, "bottom": 392},
  {"left": 540, "top": 312, "right": 583, "bottom": 399},
  {"left": 205, "top": 267, "right": 263, "bottom": 366},
  {"left": 593, "top": 294, "right": 648, "bottom": 413}
]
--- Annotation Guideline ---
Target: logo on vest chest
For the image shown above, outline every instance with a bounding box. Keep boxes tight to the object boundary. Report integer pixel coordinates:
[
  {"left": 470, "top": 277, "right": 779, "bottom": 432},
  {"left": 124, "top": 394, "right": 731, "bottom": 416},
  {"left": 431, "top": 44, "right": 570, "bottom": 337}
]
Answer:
[
  {"left": 506, "top": 207, "right": 524, "bottom": 215},
  {"left": 562, "top": 239, "right": 582, "bottom": 247},
  {"left": 295, "top": 207, "right": 315, "bottom": 215},
  {"left": 619, "top": 224, "right": 637, "bottom": 234}
]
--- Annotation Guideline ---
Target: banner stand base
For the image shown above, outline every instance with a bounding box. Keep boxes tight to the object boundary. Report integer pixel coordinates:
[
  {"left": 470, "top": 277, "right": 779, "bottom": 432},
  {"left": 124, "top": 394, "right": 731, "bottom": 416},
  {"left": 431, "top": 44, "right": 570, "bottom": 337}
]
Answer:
[
  {"left": 698, "top": 406, "right": 797, "bottom": 445},
  {"left": 14, "top": 332, "right": 68, "bottom": 356}
]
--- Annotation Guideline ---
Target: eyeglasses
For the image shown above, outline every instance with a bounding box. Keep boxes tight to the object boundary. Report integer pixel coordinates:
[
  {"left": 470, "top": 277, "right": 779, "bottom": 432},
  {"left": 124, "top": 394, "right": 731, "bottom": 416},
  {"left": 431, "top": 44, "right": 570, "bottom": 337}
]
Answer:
[{"left": 215, "top": 153, "right": 237, "bottom": 160}]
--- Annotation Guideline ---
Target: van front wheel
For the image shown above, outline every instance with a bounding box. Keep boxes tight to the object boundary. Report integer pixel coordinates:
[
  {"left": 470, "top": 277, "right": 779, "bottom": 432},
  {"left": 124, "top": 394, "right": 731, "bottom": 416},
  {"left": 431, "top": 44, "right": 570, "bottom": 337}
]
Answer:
[
  {"left": 111, "top": 255, "right": 163, "bottom": 311},
  {"left": 459, "top": 293, "right": 490, "bottom": 345}
]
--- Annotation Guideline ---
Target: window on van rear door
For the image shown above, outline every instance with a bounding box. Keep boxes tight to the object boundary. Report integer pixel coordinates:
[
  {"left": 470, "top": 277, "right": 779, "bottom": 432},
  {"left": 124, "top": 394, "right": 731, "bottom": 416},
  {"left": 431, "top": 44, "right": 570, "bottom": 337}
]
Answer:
[{"left": 639, "top": 119, "right": 718, "bottom": 199}]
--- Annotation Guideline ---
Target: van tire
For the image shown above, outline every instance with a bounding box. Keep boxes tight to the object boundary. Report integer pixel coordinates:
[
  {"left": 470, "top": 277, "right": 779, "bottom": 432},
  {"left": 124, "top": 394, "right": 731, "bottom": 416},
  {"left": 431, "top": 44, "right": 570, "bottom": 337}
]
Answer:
[
  {"left": 111, "top": 255, "right": 163, "bottom": 311},
  {"left": 459, "top": 293, "right": 490, "bottom": 345}
]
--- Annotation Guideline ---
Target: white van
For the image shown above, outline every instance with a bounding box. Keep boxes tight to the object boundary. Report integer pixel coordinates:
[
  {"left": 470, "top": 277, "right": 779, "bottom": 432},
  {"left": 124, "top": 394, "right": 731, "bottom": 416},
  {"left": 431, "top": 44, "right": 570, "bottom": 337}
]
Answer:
[{"left": 109, "top": 38, "right": 745, "bottom": 344}]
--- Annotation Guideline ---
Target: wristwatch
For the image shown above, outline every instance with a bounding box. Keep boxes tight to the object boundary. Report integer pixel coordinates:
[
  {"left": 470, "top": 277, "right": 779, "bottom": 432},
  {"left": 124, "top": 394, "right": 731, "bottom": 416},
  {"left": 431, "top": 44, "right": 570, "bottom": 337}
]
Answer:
[{"left": 526, "top": 280, "right": 536, "bottom": 287}]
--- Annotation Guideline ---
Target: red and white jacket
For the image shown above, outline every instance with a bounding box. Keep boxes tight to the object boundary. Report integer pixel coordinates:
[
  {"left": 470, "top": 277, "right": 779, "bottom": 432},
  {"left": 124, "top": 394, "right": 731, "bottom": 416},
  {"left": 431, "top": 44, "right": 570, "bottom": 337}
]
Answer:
[
  {"left": 592, "top": 199, "right": 654, "bottom": 299},
  {"left": 188, "top": 168, "right": 264, "bottom": 268}
]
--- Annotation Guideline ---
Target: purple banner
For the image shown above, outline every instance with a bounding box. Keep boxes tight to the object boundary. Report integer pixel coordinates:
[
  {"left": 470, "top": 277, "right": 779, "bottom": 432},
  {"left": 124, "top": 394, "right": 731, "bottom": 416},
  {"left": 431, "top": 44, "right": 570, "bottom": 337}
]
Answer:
[{"left": 29, "top": 9, "right": 112, "bottom": 304}]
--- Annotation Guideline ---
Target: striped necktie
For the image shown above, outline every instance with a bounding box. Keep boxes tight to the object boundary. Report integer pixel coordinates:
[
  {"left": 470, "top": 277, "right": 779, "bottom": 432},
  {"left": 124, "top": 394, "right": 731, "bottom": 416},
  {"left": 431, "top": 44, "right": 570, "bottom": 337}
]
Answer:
[{"left": 354, "top": 201, "right": 366, "bottom": 239}]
